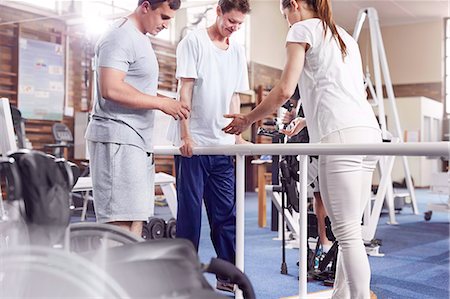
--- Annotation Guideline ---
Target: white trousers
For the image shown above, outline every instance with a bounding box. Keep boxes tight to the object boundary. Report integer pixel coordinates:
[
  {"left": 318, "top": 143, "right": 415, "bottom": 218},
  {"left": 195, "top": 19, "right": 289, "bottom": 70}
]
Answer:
[{"left": 318, "top": 127, "right": 381, "bottom": 299}]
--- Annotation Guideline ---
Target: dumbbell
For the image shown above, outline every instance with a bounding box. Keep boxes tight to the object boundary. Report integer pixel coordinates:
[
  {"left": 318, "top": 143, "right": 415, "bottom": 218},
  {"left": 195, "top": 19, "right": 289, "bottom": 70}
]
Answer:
[
  {"left": 165, "top": 218, "right": 176, "bottom": 239},
  {"left": 142, "top": 217, "right": 166, "bottom": 240}
]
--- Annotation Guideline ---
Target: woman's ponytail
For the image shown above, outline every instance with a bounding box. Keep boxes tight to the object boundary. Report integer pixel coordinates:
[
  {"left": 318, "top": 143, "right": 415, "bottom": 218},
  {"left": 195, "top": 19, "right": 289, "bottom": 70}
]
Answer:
[{"left": 315, "top": 0, "right": 347, "bottom": 59}]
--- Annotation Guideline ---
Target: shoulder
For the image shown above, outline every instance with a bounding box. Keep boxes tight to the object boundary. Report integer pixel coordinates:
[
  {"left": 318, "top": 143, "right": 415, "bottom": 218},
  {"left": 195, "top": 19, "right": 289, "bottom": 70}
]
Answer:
[
  {"left": 181, "top": 29, "right": 205, "bottom": 45},
  {"left": 286, "top": 19, "right": 322, "bottom": 45},
  {"left": 290, "top": 19, "right": 321, "bottom": 33},
  {"left": 100, "top": 22, "right": 135, "bottom": 46}
]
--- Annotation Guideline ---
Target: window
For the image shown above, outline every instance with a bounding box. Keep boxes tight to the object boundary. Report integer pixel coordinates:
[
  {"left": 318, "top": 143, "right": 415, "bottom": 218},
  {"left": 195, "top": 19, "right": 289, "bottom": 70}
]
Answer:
[
  {"left": 81, "top": 0, "right": 173, "bottom": 41},
  {"left": 445, "top": 18, "right": 450, "bottom": 114},
  {"left": 82, "top": 0, "right": 136, "bottom": 18}
]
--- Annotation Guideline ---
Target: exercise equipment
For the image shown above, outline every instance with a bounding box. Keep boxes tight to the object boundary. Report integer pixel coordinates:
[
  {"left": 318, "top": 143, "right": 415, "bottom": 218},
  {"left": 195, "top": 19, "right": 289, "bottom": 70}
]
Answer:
[
  {"left": 142, "top": 217, "right": 177, "bottom": 240},
  {"left": 142, "top": 217, "right": 166, "bottom": 240},
  {"left": 354, "top": 8, "right": 418, "bottom": 253},
  {"left": 44, "top": 123, "right": 74, "bottom": 158},
  {"left": 257, "top": 105, "right": 293, "bottom": 275},
  {"left": 166, "top": 217, "right": 177, "bottom": 239}
]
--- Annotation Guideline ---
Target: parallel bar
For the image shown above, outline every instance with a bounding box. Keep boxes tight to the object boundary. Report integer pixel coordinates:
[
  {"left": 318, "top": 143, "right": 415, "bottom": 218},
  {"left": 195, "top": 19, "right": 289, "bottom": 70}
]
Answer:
[{"left": 154, "top": 142, "right": 450, "bottom": 157}]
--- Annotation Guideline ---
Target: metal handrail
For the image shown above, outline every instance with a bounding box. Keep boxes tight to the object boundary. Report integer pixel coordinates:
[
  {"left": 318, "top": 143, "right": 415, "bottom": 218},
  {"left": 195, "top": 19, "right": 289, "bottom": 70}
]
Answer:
[{"left": 154, "top": 142, "right": 449, "bottom": 157}]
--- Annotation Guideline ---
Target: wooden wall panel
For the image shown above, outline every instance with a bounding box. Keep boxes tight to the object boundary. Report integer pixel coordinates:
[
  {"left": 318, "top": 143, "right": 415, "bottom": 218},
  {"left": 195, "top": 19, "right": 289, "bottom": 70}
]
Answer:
[
  {"left": 249, "top": 62, "right": 282, "bottom": 90},
  {"left": 390, "top": 82, "right": 442, "bottom": 102},
  {"left": 367, "top": 82, "right": 443, "bottom": 103},
  {"left": 151, "top": 37, "right": 178, "bottom": 92},
  {"left": 0, "top": 23, "right": 18, "bottom": 105}
]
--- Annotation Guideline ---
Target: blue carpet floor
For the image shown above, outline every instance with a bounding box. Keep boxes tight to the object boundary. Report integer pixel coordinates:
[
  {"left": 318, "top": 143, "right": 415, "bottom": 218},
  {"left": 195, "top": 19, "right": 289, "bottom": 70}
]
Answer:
[{"left": 189, "top": 189, "right": 450, "bottom": 299}]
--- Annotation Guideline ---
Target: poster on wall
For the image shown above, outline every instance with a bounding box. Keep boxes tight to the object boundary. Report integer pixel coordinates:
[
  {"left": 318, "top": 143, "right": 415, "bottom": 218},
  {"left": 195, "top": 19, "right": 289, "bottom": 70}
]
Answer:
[{"left": 18, "top": 38, "right": 65, "bottom": 121}]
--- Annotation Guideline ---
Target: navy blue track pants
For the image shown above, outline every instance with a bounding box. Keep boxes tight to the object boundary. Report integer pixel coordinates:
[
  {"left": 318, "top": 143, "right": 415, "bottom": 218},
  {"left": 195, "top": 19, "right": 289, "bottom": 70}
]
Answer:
[{"left": 175, "top": 155, "right": 236, "bottom": 264}]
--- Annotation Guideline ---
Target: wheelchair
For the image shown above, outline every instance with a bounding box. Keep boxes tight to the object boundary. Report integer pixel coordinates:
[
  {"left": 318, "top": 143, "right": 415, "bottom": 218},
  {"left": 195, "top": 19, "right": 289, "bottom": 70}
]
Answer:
[{"left": 0, "top": 150, "right": 256, "bottom": 299}]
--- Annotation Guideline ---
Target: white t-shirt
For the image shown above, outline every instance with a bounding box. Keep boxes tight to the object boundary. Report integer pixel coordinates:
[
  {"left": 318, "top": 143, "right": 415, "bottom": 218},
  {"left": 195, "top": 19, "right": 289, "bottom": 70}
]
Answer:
[
  {"left": 286, "top": 18, "right": 380, "bottom": 143},
  {"left": 167, "top": 29, "right": 249, "bottom": 146}
]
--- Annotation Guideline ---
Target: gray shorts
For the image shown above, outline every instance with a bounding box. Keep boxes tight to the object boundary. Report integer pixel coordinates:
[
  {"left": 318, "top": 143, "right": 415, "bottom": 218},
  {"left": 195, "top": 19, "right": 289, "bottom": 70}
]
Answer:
[{"left": 88, "top": 141, "right": 155, "bottom": 223}]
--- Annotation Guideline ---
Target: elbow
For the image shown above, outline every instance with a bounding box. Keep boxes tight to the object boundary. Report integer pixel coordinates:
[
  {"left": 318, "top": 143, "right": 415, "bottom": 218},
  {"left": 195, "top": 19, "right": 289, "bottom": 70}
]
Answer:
[
  {"left": 279, "top": 86, "right": 294, "bottom": 101},
  {"left": 100, "top": 85, "right": 114, "bottom": 101}
]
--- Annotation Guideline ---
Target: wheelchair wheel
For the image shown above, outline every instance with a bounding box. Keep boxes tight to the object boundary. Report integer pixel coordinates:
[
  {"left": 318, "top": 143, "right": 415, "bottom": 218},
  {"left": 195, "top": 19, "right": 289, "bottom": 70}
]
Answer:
[
  {"left": 0, "top": 246, "right": 129, "bottom": 298},
  {"left": 68, "top": 222, "right": 143, "bottom": 253}
]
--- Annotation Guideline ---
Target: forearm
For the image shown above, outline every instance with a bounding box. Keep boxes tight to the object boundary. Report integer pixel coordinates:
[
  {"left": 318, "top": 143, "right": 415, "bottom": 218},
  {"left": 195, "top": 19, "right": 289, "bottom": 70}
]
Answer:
[
  {"left": 179, "top": 78, "right": 194, "bottom": 140},
  {"left": 230, "top": 94, "right": 245, "bottom": 143},
  {"left": 101, "top": 81, "right": 162, "bottom": 110},
  {"left": 230, "top": 93, "right": 241, "bottom": 115},
  {"left": 180, "top": 119, "right": 191, "bottom": 140},
  {"left": 246, "top": 85, "right": 289, "bottom": 124}
]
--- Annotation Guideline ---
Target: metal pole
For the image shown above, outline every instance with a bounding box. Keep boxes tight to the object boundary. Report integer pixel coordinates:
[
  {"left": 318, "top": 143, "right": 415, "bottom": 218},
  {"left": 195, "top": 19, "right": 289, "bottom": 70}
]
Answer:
[
  {"left": 235, "top": 154, "right": 245, "bottom": 299},
  {"left": 352, "top": 9, "right": 366, "bottom": 41},
  {"left": 298, "top": 155, "right": 308, "bottom": 299}
]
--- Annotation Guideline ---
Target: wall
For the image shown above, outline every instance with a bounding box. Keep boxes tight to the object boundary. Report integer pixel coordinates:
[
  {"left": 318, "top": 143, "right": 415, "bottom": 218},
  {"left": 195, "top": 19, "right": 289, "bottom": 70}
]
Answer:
[
  {"left": 0, "top": 5, "right": 76, "bottom": 153},
  {"left": 249, "top": 0, "right": 288, "bottom": 70},
  {"left": 358, "top": 20, "right": 443, "bottom": 101},
  {"left": 373, "top": 96, "right": 443, "bottom": 187}
]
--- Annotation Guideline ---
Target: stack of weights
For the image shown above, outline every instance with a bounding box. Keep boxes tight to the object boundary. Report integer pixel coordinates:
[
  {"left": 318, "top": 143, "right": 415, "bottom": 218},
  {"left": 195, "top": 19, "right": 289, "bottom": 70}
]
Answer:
[{"left": 142, "top": 217, "right": 176, "bottom": 240}]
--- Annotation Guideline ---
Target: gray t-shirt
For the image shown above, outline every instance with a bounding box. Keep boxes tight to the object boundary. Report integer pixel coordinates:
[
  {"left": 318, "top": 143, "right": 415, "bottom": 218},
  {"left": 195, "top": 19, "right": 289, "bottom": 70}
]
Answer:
[{"left": 85, "top": 18, "right": 159, "bottom": 152}]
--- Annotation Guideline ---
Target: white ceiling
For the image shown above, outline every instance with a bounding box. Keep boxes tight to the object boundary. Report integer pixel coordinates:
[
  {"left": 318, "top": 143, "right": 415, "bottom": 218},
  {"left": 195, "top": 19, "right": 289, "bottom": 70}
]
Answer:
[{"left": 331, "top": 0, "right": 450, "bottom": 30}]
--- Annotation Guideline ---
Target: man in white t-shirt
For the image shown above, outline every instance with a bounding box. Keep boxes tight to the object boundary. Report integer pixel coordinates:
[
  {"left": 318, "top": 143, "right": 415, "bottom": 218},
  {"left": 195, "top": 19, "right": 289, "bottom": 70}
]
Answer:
[{"left": 169, "top": 0, "right": 250, "bottom": 293}]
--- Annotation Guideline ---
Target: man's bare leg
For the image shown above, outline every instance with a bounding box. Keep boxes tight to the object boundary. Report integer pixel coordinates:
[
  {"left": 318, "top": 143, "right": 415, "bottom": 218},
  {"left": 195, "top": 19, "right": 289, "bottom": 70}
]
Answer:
[
  {"left": 130, "top": 221, "right": 144, "bottom": 236},
  {"left": 108, "top": 221, "right": 143, "bottom": 237}
]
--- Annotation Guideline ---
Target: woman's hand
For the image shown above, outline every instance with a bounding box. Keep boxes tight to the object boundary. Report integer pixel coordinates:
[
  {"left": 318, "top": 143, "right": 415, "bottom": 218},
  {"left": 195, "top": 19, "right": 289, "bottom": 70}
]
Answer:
[
  {"left": 282, "top": 109, "right": 297, "bottom": 125},
  {"left": 222, "top": 114, "right": 251, "bottom": 135},
  {"left": 280, "top": 117, "right": 306, "bottom": 137}
]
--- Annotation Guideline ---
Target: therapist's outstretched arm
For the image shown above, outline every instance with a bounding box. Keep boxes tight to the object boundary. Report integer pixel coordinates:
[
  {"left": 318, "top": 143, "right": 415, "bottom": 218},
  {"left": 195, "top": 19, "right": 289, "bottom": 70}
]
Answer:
[{"left": 223, "top": 42, "right": 307, "bottom": 135}]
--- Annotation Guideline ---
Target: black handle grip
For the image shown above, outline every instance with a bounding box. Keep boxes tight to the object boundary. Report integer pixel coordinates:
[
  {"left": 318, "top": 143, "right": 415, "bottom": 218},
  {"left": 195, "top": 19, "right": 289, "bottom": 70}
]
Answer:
[{"left": 204, "top": 258, "right": 256, "bottom": 299}]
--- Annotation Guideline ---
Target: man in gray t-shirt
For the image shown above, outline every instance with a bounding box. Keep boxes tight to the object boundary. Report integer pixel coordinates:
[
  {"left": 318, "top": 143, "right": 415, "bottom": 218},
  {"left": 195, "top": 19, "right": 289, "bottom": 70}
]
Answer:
[{"left": 85, "top": 0, "right": 188, "bottom": 236}]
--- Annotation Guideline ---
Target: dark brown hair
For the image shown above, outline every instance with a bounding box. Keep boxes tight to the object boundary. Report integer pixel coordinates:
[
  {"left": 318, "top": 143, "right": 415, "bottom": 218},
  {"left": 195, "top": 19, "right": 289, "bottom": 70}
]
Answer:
[
  {"left": 281, "top": 0, "right": 347, "bottom": 58},
  {"left": 138, "top": 0, "right": 181, "bottom": 10},
  {"left": 218, "top": 0, "right": 251, "bottom": 14}
]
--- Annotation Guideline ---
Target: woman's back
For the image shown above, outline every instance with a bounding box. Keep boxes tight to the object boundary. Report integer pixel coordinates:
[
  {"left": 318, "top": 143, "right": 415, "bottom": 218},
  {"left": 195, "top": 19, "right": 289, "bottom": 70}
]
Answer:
[{"left": 286, "top": 18, "right": 379, "bottom": 142}]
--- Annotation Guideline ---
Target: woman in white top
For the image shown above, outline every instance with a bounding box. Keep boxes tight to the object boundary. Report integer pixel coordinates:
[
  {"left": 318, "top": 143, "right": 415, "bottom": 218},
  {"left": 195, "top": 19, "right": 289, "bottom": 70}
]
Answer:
[{"left": 223, "top": 0, "right": 381, "bottom": 298}]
